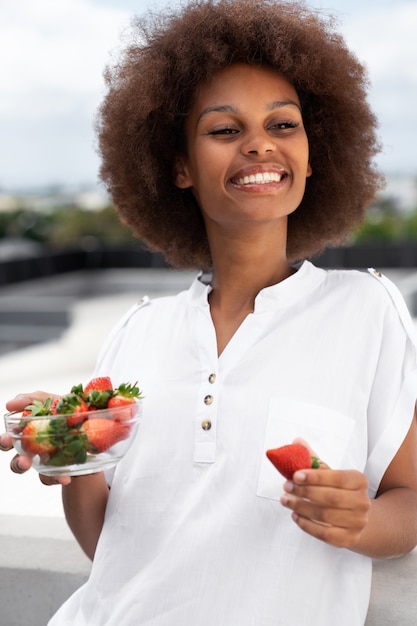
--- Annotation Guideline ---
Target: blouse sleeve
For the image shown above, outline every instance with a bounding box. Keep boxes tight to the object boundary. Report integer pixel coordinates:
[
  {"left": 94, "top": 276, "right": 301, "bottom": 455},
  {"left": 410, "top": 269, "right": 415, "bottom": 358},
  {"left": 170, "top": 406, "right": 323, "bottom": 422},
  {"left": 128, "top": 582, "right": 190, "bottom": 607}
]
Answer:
[{"left": 365, "top": 269, "right": 417, "bottom": 497}]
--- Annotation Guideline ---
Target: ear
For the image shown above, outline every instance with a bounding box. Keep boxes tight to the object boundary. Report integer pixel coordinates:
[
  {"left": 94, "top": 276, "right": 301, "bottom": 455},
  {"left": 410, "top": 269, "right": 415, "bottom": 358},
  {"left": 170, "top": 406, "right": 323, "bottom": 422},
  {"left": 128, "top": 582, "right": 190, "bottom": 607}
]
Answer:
[{"left": 174, "top": 156, "right": 192, "bottom": 189}]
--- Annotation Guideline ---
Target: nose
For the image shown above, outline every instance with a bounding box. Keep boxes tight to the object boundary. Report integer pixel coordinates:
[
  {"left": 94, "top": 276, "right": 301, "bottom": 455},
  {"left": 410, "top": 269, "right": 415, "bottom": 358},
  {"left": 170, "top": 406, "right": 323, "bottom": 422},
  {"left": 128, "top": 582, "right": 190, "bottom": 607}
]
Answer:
[{"left": 241, "top": 128, "right": 276, "bottom": 156}]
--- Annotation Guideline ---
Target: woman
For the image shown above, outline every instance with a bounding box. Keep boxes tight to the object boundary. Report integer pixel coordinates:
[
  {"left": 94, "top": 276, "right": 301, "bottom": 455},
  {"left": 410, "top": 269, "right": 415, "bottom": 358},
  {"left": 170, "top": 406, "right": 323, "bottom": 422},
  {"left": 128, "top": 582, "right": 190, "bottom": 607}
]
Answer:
[{"left": 2, "top": 1, "right": 417, "bottom": 624}]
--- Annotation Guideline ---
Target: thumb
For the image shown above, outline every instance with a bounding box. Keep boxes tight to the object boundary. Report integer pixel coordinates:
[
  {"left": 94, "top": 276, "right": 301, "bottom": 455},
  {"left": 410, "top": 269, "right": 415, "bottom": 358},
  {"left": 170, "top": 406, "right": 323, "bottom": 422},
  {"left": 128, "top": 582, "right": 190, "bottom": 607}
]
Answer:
[{"left": 5, "top": 391, "right": 59, "bottom": 412}]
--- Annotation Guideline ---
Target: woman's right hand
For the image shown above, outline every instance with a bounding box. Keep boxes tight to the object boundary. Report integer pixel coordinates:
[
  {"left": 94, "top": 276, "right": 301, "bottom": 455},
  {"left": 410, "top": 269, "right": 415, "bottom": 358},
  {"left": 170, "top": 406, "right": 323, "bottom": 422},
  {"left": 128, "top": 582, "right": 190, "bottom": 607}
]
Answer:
[{"left": 1, "top": 391, "right": 71, "bottom": 486}]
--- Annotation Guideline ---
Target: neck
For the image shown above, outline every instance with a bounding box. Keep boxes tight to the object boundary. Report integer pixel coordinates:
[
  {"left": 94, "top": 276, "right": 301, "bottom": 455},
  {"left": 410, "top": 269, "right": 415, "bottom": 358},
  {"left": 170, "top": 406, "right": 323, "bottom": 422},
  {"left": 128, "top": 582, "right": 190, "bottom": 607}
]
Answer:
[{"left": 208, "top": 222, "right": 293, "bottom": 312}]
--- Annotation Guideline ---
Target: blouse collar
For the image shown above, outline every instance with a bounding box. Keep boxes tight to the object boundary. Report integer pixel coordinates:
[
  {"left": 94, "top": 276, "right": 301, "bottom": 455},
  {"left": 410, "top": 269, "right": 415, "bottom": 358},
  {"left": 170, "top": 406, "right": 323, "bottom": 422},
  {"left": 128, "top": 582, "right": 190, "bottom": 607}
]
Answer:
[{"left": 188, "top": 260, "right": 326, "bottom": 312}]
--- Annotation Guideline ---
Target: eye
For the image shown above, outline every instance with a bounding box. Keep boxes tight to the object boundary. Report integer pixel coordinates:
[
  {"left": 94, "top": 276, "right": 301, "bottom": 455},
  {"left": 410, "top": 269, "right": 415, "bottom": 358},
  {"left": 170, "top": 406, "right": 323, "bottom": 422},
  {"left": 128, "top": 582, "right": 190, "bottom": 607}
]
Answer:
[
  {"left": 208, "top": 127, "right": 239, "bottom": 136},
  {"left": 269, "top": 121, "right": 299, "bottom": 131}
]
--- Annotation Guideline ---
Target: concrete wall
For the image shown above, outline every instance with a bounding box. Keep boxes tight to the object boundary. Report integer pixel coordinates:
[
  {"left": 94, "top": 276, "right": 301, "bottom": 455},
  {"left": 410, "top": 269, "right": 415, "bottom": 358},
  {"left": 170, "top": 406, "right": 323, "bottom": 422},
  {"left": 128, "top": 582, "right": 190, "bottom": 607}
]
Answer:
[
  {"left": 0, "top": 516, "right": 91, "bottom": 626},
  {"left": 366, "top": 548, "right": 417, "bottom": 625}
]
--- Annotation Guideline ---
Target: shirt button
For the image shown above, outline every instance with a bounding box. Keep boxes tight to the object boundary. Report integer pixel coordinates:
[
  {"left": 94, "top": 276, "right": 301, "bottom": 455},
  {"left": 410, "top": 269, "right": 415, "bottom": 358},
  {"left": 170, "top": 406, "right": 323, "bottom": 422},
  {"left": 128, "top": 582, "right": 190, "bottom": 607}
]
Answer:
[
  {"left": 208, "top": 373, "right": 216, "bottom": 384},
  {"left": 204, "top": 395, "right": 213, "bottom": 405},
  {"left": 201, "top": 420, "right": 212, "bottom": 431}
]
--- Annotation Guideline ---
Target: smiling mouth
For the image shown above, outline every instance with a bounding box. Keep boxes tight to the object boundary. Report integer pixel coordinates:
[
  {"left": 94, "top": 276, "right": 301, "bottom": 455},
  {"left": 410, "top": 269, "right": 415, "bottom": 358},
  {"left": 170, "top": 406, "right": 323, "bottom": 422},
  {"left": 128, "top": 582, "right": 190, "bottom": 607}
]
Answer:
[{"left": 232, "top": 171, "right": 285, "bottom": 186}]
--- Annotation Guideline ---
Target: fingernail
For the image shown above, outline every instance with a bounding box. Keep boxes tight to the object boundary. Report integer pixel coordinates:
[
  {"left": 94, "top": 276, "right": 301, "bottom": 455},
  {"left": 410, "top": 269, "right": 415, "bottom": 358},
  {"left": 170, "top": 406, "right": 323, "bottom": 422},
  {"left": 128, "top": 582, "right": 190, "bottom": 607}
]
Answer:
[
  {"left": 294, "top": 471, "right": 306, "bottom": 482},
  {"left": 280, "top": 494, "right": 289, "bottom": 506},
  {"left": 284, "top": 480, "right": 294, "bottom": 493}
]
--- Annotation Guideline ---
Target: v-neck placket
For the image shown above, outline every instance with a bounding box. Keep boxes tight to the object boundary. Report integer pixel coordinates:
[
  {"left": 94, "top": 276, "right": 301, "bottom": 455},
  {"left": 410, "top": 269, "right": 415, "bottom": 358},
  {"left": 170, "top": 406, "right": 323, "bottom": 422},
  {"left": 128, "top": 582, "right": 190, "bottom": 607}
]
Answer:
[
  {"left": 190, "top": 281, "right": 219, "bottom": 463},
  {"left": 188, "top": 261, "right": 326, "bottom": 464}
]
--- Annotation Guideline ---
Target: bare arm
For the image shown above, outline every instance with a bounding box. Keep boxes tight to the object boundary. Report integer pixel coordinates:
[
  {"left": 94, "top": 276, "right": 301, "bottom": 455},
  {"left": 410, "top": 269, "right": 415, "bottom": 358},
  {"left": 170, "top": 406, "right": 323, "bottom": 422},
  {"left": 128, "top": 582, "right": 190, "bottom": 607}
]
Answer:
[
  {"left": 353, "top": 412, "right": 417, "bottom": 558},
  {"left": 62, "top": 473, "right": 110, "bottom": 560},
  {"left": 280, "top": 413, "right": 417, "bottom": 558}
]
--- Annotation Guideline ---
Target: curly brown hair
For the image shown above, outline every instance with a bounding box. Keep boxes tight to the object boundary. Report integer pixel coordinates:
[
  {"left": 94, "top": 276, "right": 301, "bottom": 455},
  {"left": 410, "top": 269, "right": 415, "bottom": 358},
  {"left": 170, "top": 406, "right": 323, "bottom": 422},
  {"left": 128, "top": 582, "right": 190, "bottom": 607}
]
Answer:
[{"left": 96, "top": 0, "right": 382, "bottom": 268}]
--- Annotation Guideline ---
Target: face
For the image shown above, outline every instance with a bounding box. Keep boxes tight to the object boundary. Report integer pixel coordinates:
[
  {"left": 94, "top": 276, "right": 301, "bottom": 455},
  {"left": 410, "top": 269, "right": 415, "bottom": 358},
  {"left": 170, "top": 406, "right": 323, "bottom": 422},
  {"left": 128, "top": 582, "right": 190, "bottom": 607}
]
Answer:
[{"left": 175, "top": 63, "right": 312, "bottom": 233}]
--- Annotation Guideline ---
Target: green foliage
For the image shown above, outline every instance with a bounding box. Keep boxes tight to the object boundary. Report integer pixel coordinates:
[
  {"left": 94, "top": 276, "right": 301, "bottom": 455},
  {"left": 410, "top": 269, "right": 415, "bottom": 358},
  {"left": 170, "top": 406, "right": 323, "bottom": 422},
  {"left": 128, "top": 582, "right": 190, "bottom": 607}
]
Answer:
[
  {"left": 353, "top": 198, "right": 417, "bottom": 243},
  {"left": 1, "top": 196, "right": 417, "bottom": 249},
  {"left": 0, "top": 204, "right": 136, "bottom": 248}
]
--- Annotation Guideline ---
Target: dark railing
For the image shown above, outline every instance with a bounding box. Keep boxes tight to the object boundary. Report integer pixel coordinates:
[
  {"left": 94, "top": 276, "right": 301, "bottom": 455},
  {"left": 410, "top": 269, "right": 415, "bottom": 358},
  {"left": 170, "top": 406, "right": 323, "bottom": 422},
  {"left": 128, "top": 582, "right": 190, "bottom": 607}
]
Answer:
[
  {"left": 0, "top": 246, "right": 168, "bottom": 286},
  {"left": 1, "top": 241, "right": 417, "bottom": 287}
]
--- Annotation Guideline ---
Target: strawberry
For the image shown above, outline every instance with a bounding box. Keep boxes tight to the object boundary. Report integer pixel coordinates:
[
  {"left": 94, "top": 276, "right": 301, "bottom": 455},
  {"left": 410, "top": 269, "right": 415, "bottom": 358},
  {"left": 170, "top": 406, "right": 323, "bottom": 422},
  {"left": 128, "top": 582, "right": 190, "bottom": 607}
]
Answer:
[
  {"left": 50, "top": 397, "right": 62, "bottom": 414},
  {"left": 84, "top": 377, "right": 113, "bottom": 393},
  {"left": 21, "top": 419, "right": 57, "bottom": 456},
  {"left": 81, "top": 418, "right": 130, "bottom": 453},
  {"left": 266, "top": 443, "right": 320, "bottom": 480},
  {"left": 108, "top": 382, "right": 142, "bottom": 421},
  {"left": 67, "top": 400, "right": 91, "bottom": 428}
]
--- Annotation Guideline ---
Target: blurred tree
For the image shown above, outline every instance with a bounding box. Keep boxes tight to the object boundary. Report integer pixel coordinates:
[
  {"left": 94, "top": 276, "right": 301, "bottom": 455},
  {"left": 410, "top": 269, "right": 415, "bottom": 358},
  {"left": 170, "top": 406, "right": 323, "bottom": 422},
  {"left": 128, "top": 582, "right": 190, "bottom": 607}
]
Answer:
[
  {"left": 0, "top": 205, "right": 137, "bottom": 248},
  {"left": 353, "top": 198, "right": 409, "bottom": 243}
]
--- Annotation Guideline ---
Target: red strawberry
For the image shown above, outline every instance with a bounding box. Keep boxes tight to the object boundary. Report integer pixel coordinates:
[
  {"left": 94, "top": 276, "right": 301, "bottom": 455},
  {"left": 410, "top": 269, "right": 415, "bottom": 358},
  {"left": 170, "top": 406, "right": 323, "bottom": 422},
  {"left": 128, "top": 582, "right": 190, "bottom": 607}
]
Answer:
[
  {"left": 50, "top": 397, "right": 62, "bottom": 415},
  {"left": 66, "top": 400, "right": 90, "bottom": 428},
  {"left": 21, "top": 419, "right": 57, "bottom": 456},
  {"left": 266, "top": 443, "right": 320, "bottom": 480},
  {"left": 55, "top": 394, "right": 89, "bottom": 428},
  {"left": 84, "top": 377, "right": 113, "bottom": 393},
  {"left": 81, "top": 418, "right": 130, "bottom": 453},
  {"left": 108, "top": 382, "right": 142, "bottom": 422},
  {"left": 107, "top": 395, "right": 138, "bottom": 421}
]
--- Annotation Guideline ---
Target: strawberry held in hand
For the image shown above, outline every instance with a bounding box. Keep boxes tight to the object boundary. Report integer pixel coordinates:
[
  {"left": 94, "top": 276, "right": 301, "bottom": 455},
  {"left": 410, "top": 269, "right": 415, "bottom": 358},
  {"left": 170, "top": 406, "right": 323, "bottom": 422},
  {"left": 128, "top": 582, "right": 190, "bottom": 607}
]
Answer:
[{"left": 266, "top": 443, "right": 320, "bottom": 480}]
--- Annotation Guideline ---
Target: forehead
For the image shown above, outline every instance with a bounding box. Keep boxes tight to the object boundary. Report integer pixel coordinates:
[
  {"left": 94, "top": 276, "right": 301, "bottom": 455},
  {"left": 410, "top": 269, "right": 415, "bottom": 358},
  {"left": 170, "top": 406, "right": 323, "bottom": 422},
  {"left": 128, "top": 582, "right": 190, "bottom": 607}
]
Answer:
[{"left": 192, "top": 63, "right": 300, "bottom": 110}]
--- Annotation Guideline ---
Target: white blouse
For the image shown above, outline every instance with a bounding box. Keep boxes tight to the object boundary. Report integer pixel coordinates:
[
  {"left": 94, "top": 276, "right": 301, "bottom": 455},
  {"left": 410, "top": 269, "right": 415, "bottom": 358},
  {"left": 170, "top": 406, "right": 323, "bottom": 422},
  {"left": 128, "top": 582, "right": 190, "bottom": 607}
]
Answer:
[{"left": 49, "top": 261, "right": 417, "bottom": 626}]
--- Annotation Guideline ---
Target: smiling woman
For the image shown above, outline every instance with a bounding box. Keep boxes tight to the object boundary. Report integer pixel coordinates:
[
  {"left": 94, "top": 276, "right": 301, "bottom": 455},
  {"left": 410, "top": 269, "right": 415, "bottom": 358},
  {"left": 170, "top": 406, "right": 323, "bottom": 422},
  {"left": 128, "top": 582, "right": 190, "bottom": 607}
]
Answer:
[{"left": 2, "top": 2, "right": 417, "bottom": 626}]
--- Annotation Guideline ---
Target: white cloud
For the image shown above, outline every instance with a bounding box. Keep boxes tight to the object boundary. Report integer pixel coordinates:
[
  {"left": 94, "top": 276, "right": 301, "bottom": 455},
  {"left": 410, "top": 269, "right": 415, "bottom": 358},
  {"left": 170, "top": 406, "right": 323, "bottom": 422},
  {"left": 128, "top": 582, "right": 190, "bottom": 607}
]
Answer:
[
  {"left": 0, "top": 0, "right": 135, "bottom": 186},
  {"left": 340, "top": 3, "right": 417, "bottom": 172},
  {"left": 1, "top": 0, "right": 131, "bottom": 119},
  {"left": 0, "top": 0, "right": 416, "bottom": 188},
  {"left": 343, "top": 3, "right": 417, "bottom": 83}
]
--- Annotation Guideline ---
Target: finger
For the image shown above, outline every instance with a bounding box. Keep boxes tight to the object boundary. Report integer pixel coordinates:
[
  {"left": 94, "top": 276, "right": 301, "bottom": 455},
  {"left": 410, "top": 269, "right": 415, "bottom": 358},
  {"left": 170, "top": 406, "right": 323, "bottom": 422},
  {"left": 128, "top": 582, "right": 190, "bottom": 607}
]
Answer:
[
  {"left": 0, "top": 433, "right": 13, "bottom": 451},
  {"left": 282, "top": 491, "right": 369, "bottom": 528},
  {"left": 291, "top": 468, "right": 368, "bottom": 490},
  {"left": 39, "top": 474, "right": 72, "bottom": 486},
  {"left": 10, "top": 453, "right": 32, "bottom": 474},
  {"left": 5, "top": 391, "right": 59, "bottom": 413},
  {"left": 291, "top": 511, "right": 367, "bottom": 549}
]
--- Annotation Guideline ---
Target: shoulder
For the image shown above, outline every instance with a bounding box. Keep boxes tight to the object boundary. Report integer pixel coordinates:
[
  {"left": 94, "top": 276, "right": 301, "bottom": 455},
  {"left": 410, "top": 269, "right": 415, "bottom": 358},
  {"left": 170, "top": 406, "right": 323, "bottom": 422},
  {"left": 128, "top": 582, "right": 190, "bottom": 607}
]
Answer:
[
  {"left": 95, "top": 274, "right": 204, "bottom": 356},
  {"left": 314, "top": 263, "right": 404, "bottom": 306},
  {"left": 310, "top": 263, "right": 417, "bottom": 343}
]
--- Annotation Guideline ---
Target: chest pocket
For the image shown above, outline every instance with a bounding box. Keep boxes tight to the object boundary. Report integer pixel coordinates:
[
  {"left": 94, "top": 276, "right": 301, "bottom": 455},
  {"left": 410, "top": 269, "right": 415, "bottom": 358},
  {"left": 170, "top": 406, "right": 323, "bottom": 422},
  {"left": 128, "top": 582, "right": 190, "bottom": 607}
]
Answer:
[{"left": 257, "top": 396, "right": 355, "bottom": 500}]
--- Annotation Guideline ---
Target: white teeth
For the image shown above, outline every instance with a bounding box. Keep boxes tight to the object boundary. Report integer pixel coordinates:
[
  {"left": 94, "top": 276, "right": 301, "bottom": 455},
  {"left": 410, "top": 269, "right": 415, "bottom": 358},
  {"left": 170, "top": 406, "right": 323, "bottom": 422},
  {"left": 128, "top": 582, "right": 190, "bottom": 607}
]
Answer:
[{"left": 236, "top": 172, "right": 283, "bottom": 185}]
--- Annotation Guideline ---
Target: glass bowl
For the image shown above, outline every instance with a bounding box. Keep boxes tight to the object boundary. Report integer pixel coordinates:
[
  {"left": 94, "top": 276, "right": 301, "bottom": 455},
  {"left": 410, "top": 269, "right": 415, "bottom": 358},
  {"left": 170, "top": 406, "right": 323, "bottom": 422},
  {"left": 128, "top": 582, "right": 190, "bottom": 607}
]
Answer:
[{"left": 4, "top": 400, "right": 142, "bottom": 476}]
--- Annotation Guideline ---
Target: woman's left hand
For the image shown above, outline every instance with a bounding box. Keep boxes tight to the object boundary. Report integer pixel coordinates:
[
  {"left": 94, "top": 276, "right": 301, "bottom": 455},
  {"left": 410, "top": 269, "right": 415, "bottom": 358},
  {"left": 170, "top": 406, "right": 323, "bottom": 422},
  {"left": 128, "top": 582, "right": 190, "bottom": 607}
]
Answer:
[{"left": 280, "top": 446, "right": 370, "bottom": 549}]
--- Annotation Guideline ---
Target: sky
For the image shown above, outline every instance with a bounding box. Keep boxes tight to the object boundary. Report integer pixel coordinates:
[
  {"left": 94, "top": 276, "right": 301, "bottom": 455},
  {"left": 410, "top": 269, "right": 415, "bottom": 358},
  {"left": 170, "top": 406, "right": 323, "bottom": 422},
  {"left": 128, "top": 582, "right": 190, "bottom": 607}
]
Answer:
[{"left": 1, "top": 0, "right": 416, "bottom": 191}]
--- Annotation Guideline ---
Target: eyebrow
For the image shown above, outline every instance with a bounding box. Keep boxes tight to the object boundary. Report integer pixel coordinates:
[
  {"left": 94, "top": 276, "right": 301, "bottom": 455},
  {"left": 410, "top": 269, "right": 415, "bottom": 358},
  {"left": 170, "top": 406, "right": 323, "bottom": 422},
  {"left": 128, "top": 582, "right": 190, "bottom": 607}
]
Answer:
[{"left": 196, "top": 100, "right": 301, "bottom": 124}]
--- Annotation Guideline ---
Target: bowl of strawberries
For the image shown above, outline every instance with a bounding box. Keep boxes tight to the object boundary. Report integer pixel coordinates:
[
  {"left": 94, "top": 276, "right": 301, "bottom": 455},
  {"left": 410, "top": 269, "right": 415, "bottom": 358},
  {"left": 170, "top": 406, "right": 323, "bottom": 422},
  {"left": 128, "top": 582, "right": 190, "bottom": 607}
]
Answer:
[{"left": 4, "top": 376, "right": 143, "bottom": 476}]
